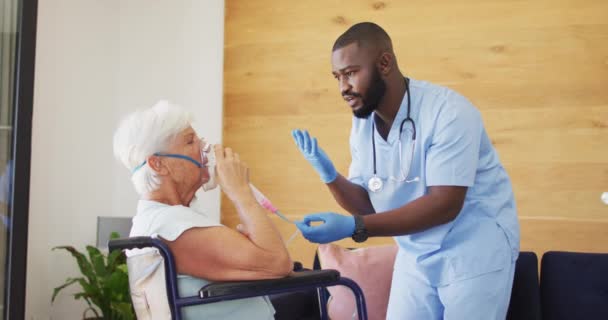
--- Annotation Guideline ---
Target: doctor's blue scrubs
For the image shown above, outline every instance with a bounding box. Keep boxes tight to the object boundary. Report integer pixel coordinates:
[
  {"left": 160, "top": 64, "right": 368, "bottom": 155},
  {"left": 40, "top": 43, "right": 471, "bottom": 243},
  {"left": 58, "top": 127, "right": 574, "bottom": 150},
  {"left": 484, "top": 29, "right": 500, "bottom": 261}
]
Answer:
[{"left": 348, "top": 78, "right": 520, "bottom": 320}]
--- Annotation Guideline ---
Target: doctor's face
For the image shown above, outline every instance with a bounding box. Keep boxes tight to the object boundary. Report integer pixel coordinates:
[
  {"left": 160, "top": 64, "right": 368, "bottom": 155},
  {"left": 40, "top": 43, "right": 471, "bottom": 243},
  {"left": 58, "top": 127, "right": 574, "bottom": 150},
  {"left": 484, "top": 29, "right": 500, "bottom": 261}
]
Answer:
[{"left": 331, "top": 42, "right": 386, "bottom": 119}]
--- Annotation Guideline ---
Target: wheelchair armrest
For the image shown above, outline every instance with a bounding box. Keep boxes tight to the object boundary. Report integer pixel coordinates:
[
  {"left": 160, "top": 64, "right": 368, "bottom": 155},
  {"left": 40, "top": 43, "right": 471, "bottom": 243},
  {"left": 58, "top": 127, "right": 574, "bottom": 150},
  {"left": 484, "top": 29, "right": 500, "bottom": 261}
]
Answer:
[{"left": 200, "top": 269, "right": 340, "bottom": 298}]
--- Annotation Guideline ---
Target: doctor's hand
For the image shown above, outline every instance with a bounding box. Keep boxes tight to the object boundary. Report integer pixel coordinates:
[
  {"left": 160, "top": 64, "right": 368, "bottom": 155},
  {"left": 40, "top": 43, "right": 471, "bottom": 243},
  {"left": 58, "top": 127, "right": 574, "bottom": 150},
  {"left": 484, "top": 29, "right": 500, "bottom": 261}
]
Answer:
[
  {"left": 295, "top": 212, "right": 355, "bottom": 244},
  {"left": 291, "top": 129, "right": 337, "bottom": 183}
]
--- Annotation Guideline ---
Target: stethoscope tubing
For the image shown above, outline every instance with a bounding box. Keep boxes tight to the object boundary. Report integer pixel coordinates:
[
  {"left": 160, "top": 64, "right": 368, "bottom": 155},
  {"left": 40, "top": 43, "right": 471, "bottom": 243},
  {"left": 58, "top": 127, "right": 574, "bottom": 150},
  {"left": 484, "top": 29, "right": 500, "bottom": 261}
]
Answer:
[
  {"left": 371, "top": 77, "right": 416, "bottom": 176},
  {"left": 368, "top": 78, "right": 418, "bottom": 192}
]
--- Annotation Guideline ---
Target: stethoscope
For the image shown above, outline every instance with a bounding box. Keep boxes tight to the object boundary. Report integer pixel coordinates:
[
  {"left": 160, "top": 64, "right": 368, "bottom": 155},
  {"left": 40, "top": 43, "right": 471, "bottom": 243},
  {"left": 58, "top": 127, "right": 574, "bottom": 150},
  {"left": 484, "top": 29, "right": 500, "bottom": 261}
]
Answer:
[{"left": 368, "top": 77, "right": 419, "bottom": 193}]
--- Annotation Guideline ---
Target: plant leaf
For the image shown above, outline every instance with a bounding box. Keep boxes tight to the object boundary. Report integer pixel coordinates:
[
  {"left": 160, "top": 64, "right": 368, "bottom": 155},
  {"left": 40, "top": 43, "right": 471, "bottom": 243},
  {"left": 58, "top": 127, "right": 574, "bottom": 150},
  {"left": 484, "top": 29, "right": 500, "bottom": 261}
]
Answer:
[
  {"left": 112, "top": 302, "right": 136, "bottom": 320},
  {"left": 74, "top": 292, "right": 89, "bottom": 300},
  {"left": 53, "top": 246, "right": 96, "bottom": 285},
  {"left": 106, "top": 249, "right": 125, "bottom": 270},
  {"left": 53, "top": 242, "right": 135, "bottom": 319},
  {"left": 76, "top": 278, "right": 107, "bottom": 312},
  {"left": 51, "top": 277, "right": 82, "bottom": 303},
  {"left": 105, "top": 271, "right": 129, "bottom": 298},
  {"left": 116, "top": 264, "right": 128, "bottom": 273},
  {"left": 87, "top": 245, "right": 107, "bottom": 278}
]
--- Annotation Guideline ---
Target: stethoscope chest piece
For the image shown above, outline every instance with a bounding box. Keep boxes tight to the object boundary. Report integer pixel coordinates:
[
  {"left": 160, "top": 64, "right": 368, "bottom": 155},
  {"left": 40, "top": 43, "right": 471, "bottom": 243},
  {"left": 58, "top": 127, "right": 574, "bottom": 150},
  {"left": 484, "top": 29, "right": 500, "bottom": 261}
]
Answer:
[{"left": 368, "top": 175, "right": 383, "bottom": 193}]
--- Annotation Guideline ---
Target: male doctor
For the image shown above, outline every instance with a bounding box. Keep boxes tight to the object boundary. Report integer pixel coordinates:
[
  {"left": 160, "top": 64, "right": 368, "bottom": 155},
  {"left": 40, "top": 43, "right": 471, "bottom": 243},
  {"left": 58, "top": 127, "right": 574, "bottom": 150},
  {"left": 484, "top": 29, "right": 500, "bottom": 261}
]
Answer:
[{"left": 292, "top": 22, "right": 520, "bottom": 319}]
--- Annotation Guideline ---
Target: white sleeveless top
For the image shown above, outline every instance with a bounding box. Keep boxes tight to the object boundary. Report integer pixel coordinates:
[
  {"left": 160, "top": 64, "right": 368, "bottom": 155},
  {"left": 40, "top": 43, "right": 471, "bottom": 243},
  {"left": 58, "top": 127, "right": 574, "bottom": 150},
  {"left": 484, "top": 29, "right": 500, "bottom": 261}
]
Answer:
[{"left": 126, "top": 200, "right": 275, "bottom": 320}]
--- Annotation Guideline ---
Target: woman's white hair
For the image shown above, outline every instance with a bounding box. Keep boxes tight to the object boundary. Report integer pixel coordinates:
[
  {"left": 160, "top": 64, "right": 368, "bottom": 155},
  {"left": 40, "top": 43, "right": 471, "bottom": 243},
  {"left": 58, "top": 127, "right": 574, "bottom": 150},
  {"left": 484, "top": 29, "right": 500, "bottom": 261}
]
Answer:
[{"left": 113, "top": 100, "right": 192, "bottom": 195}]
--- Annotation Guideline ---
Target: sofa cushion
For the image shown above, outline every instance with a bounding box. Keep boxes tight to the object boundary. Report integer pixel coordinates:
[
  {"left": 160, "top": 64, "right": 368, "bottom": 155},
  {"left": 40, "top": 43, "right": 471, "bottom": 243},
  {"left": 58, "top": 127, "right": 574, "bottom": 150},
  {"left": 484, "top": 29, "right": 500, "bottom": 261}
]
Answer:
[
  {"left": 318, "top": 244, "right": 398, "bottom": 320},
  {"left": 540, "top": 251, "right": 608, "bottom": 320}
]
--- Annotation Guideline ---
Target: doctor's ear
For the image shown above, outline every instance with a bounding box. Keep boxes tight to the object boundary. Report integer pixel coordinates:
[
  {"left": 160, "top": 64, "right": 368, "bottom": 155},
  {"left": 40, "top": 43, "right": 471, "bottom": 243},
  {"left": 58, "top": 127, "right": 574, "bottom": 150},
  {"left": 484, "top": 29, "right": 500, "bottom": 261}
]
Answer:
[
  {"left": 376, "top": 52, "right": 394, "bottom": 75},
  {"left": 147, "top": 155, "right": 169, "bottom": 175}
]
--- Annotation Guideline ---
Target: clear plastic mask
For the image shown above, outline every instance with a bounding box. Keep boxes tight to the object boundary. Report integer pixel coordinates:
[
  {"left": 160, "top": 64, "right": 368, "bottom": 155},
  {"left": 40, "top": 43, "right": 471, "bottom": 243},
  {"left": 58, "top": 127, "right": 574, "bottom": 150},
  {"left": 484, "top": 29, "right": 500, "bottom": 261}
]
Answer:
[{"left": 201, "top": 139, "right": 218, "bottom": 191}]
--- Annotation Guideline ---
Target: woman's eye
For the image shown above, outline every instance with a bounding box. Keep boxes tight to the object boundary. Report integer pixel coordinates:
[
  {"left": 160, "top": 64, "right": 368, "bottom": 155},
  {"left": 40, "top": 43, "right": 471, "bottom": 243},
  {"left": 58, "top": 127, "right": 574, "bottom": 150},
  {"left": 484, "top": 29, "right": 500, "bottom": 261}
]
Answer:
[{"left": 346, "top": 71, "right": 354, "bottom": 77}]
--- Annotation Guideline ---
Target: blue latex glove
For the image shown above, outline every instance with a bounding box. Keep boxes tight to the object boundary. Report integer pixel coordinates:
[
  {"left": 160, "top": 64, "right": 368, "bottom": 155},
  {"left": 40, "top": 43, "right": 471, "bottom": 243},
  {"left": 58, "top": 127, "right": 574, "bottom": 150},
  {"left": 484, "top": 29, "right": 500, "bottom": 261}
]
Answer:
[
  {"left": 295, "top": 212, "right": 355, "bottom": 244},
  {"left": 291, "top": 129, "right": 337, "bottom": 183}
]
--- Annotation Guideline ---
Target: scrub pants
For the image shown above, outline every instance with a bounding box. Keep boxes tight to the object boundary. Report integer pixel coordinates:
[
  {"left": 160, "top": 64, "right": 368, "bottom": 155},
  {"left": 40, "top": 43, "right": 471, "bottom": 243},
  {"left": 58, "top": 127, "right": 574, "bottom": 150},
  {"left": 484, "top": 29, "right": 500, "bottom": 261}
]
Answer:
[{"left": 386, "top": 260, "right": 516, "bottom": 320}]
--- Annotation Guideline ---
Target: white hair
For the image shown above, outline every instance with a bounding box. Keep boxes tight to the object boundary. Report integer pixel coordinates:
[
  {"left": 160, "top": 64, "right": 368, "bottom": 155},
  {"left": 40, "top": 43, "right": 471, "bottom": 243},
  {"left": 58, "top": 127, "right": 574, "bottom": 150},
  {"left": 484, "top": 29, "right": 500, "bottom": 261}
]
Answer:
[{"left": 113, "top": 100, "right": 192, "bottom": 195}]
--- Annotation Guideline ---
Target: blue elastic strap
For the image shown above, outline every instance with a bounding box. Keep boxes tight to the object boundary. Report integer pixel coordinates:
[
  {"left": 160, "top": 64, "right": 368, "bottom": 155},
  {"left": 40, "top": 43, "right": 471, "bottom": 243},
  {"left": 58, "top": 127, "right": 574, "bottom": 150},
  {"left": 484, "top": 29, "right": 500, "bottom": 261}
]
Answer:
[{"left": 132, "top": 152, "right": 202, "bottom": 174}]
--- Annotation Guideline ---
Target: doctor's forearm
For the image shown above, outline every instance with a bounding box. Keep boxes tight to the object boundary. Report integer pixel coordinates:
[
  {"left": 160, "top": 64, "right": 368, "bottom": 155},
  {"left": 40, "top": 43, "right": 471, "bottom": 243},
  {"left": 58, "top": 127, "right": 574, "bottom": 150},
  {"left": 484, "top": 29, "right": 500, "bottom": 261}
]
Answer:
[
  {"left": 363, "top": 186, "right": 467, "bottom": 237},
  {"left": 327, "top": 174, "right": 376, "bottom": 215}
]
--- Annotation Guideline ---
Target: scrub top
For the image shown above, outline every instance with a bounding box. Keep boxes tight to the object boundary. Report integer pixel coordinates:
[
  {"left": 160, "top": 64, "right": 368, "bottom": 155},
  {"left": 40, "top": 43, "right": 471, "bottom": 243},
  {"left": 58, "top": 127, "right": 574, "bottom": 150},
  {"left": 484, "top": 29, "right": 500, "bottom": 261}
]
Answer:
[{"left": 348, "top": 78, "right": 520, "bottom": 286}]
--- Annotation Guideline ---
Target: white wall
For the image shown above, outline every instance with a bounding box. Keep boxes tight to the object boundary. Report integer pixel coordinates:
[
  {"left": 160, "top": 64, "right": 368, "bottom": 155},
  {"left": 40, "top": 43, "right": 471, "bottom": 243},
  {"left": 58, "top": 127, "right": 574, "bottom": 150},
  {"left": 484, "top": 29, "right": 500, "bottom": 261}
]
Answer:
[{"left": 26, "top": 1, "right": 224, "bottom": 319}]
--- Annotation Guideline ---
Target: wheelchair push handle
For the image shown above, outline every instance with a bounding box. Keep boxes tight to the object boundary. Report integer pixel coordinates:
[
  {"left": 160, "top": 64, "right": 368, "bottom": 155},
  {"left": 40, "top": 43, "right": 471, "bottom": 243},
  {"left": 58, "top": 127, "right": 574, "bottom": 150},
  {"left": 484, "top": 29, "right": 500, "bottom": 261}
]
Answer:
[{"left": 108, "top": 236, "right": 161, "bottom": 252}]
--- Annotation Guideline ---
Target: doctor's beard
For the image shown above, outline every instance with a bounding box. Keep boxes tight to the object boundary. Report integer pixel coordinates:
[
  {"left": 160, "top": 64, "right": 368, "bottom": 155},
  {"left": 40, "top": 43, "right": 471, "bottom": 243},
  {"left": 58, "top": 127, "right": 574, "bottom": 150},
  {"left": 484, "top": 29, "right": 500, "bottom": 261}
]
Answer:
[{"left": 352, "top": 68, "right": 386, "bottom": 119}]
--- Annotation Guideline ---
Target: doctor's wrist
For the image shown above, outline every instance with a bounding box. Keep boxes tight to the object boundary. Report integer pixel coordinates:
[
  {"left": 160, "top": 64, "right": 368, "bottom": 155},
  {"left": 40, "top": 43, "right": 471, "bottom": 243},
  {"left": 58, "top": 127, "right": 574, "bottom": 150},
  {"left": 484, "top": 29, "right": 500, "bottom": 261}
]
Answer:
[
  {"left": 317, "top": 165, "right": 337, "bottom": 183},
  {"left": 351, "top": 214, "right": 368, "bottom": 243}
]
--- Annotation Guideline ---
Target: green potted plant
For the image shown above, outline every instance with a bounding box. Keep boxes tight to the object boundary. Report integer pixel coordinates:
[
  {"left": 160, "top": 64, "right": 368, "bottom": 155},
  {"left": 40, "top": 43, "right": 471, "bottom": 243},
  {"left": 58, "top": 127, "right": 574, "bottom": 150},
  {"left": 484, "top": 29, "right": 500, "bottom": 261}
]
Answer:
[{"left": 52, "top": 232, "right": 135, "bottom": 320}]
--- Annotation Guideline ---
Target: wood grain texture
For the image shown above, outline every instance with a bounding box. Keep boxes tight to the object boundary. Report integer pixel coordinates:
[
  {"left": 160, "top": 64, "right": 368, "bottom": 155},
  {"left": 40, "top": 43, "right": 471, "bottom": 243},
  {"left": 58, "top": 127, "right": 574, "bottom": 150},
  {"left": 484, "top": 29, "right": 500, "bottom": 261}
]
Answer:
[{"left": 223, "top": 0, "right": 608, "bottom": 266}]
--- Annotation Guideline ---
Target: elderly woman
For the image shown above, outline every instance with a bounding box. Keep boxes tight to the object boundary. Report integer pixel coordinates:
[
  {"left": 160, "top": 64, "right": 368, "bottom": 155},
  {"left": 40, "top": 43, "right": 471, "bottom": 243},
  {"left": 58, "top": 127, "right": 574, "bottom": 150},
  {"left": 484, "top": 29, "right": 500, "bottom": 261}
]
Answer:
[{"left": 113, "top": 100, "right": 292, "bottom": 319}]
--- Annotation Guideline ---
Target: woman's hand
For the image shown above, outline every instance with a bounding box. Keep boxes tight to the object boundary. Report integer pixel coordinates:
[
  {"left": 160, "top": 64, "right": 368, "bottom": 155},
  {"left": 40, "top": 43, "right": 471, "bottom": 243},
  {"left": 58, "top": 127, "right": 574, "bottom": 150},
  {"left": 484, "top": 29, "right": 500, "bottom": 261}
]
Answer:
[{"left": 213, "top": 144, "right": 253, "bottom": 204}]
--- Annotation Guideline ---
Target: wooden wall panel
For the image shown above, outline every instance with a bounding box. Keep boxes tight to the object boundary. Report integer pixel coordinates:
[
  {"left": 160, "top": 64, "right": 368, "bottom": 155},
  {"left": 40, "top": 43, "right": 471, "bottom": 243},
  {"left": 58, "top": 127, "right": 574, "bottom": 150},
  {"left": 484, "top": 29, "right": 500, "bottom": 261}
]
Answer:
[{"left": 223, "top": 0, "right": 608, "bottom": 267}]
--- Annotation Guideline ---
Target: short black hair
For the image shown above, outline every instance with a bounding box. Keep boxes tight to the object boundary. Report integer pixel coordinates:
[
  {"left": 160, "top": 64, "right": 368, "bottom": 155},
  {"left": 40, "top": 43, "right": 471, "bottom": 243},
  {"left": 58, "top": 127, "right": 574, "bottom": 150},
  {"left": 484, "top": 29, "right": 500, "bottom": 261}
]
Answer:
[{"left": 332, "top": 22, "right": 393, "bottom": 52}]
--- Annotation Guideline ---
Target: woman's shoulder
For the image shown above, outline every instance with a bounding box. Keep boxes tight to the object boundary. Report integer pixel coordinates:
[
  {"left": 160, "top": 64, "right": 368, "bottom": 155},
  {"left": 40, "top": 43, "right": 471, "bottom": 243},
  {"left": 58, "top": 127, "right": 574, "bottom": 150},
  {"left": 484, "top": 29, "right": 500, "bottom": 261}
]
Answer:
[
  {"left": 132, "top": 200, "right": 222, "bottom": 240},
  {"left": 137, "top": 200, "right": 209, "bottom": 218}
]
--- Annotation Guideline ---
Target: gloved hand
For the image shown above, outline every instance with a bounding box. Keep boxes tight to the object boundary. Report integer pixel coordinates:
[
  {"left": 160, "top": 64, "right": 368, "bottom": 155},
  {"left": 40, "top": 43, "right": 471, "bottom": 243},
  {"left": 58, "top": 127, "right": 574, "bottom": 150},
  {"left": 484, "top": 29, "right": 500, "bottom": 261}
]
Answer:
[
  {"left": 295, "top": 212, "right": 355, "bottom": 244},
  {"left": 291, "top": 129, "right": 337, "bottom": 183}
]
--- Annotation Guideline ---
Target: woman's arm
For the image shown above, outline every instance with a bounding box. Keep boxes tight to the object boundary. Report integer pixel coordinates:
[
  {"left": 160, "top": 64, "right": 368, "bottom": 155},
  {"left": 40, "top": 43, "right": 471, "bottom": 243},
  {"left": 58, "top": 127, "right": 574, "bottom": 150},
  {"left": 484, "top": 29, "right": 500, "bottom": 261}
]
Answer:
[
  {"left": 167, "top": 224, "right": 292, "bottom": 281},
  {"left": 167, "top": 144, "right": 292, "bottom": 281}
]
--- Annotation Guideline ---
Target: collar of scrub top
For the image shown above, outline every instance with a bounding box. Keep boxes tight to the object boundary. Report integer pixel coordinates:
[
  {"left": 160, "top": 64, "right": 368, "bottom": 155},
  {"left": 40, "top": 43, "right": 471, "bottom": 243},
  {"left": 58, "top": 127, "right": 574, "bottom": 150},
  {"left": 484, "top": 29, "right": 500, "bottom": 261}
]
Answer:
[
  {"left": 131, "top": 153, "right": 203, "bottom": 174},
  {"left": 369, "top": 77, "right": 417, "bottom": 192}
]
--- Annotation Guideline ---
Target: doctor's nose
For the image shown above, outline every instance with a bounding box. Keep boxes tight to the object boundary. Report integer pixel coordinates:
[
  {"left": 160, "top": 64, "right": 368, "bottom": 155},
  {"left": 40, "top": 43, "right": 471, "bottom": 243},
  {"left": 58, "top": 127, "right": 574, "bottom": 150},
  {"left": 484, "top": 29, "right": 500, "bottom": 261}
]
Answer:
[{"left": 339, "top": 78, "right": 352, "bottom": 95}]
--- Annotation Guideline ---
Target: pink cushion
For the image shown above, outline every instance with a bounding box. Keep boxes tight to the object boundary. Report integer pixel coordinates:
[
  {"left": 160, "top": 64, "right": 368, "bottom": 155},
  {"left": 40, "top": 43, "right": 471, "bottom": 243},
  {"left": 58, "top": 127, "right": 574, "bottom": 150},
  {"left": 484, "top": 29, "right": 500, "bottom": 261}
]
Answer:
[{"left": 318, "top": 243, "right": 398, "bottom": 320}]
